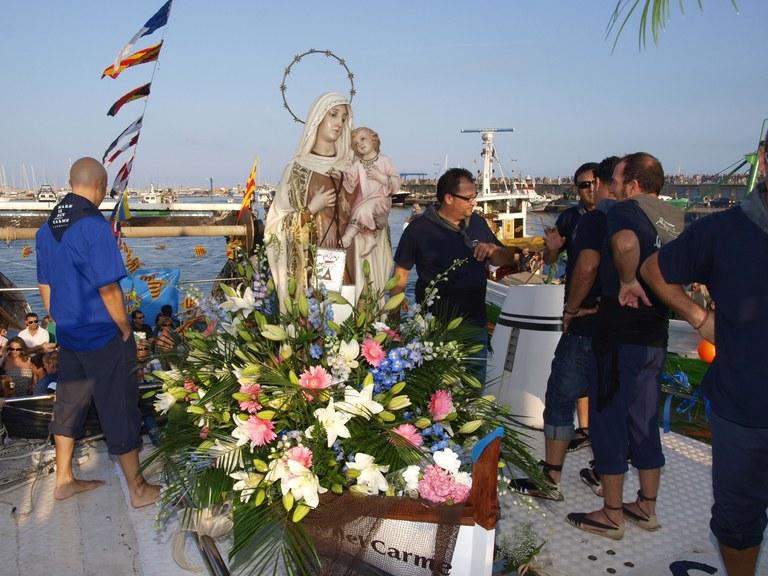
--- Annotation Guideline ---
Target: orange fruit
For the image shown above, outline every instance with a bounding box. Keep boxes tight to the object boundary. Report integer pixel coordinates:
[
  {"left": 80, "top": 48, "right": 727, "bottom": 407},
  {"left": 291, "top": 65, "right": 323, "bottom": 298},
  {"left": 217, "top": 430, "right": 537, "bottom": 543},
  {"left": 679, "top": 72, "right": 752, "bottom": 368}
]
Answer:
[{"left": 697, "top": 339, "right": 716, "bottom": 364}]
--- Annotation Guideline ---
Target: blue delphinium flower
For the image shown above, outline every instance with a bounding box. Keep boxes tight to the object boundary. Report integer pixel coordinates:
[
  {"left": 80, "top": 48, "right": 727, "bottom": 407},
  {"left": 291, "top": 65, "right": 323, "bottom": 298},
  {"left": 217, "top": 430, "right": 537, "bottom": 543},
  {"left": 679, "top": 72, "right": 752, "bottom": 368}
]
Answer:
[{"left": 309, "top": 343, "right": 323, "bottom": 359}]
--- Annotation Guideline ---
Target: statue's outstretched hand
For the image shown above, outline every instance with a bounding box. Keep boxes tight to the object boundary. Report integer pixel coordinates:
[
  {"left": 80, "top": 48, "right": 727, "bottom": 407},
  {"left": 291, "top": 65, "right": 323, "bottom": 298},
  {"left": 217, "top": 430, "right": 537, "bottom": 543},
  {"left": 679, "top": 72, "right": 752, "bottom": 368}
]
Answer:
[{"left": 307, "top": 187, "right": 336, "bottom": 214}]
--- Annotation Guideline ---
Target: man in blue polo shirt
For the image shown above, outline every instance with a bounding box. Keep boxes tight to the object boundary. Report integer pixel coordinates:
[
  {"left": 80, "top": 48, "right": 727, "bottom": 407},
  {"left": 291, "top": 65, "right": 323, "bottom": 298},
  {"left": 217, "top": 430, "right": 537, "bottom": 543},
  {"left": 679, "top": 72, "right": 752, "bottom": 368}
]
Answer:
[
  {"left": 641, "top": 176, "right": 768, "bottom": 575},
  {"left": 36, "top": 157, "right": 159, "bottom": 508},
  {"left": 391, "top": 168, "right": 517, "bottom": 383}
]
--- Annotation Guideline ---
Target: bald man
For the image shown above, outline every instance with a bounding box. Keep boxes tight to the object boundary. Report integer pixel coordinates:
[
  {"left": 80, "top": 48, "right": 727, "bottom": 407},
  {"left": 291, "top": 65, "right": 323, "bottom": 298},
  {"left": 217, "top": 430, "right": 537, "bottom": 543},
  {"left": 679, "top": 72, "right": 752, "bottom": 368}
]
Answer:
[{"left": 36, "top": 157, "right": 159, "bottom": 507}]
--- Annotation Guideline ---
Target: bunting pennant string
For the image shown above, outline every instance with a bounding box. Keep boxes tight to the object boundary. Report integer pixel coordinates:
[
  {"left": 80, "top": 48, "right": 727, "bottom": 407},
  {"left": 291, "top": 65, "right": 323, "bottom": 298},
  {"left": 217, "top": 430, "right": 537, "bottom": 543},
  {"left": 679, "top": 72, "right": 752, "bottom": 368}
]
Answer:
[
  {"left": 103, "top": 116, "right": 143, "bottom": 164},
  {"left": 104, "top": 134, "right": 139, "bottom": 168},
  {"left": 102, "top": 41, "right": 163, "bottom": 79},
  {"left": 112, "top": 1, "right": 172, "bottom": 70},
  {"left": 238, "top": 159, "right": 258, "bottom": 223},
  {"left": 107, "top": 82, "right": 151, "bottom": 117},
  {"left": 110, "top": 156, "right": 135, "bottom": 199}
]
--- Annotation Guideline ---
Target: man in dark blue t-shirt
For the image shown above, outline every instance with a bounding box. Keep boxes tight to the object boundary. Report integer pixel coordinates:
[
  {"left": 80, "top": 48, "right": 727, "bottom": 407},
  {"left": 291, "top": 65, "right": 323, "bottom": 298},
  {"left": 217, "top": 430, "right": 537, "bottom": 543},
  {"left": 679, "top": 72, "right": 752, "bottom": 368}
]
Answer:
[
  {"left": 392, "top": 168, "right": 517, "bottom": 383},
  {"left": 567, "top": 152, "right": 678, "bottom": 540},
  {"left": 36, "top": 157, "right": 159, "bottom": 508},
  {"left": 642, "top": 180, "right": 768, "bottom": 575},
  {"left": 542, "top": 161, "right": 600, "bottom": 454},
  {"left": 511, "top": 160, "right": 617, "bottom": 501}
]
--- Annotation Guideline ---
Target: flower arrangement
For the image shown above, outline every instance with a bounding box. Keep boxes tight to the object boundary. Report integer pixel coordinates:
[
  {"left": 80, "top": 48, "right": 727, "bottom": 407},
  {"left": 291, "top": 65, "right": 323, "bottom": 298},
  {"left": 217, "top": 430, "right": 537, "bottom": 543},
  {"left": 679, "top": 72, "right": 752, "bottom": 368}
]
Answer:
[{"left": 147, "top": 247, "right": 543, "bottom": 574}]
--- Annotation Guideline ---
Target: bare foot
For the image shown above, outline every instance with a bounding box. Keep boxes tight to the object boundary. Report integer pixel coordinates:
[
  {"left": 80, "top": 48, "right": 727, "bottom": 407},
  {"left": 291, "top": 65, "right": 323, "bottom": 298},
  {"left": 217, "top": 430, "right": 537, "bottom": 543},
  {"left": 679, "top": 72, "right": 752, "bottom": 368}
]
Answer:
[
  {"left": 54, "top": 478, "right": 105, "bottom": 501},
  {"left": 130, "top": 481, "right": 161, "bottom": 509}
]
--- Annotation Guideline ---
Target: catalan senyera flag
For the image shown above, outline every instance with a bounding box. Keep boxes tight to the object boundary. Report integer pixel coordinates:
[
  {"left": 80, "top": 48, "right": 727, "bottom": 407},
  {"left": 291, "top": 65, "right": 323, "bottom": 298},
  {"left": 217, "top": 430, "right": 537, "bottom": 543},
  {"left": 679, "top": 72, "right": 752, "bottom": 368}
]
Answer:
[
  {"left": 113, "top": 1, "right": 173, "bottom": 71},
  {"left": 104, "top": 134, "right": 139, "bottom": 168},
  {"left": 107, "top": 83, "right": 151, "bottom": 117},
  {"left": 102, "top": 41, "right": 163, "bottom": 80},
  {"left": 103, "top": 116, "right": 143, "bottom": 164},
  {"left": 237, "top": 159, "right": 258, "bottom": 222}
]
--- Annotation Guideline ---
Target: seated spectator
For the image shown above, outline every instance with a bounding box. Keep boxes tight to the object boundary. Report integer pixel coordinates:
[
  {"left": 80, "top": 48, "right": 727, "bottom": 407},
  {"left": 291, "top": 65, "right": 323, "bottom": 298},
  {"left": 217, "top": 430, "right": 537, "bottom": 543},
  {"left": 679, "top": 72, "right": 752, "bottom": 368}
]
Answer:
[
  {"left": 154, "top": 316, "right": 181, "bottom": 369},
  {"left": 41, "top": 314, "right": 57, "bottom": 344},
  {"left": 18, "top": 312, "right": 54, "bottom": 355},
  {"left": 1, "top": 337, "right": 37, "bottom": 396},
  {"left": 33, "top": 350, "right": 59, "bottom": 395},
  {"left": 159, "top": 304, "right": 180, "bottom": 329},
  {"left": 131, "top": 309, "right": 154, "bottom": 340}
]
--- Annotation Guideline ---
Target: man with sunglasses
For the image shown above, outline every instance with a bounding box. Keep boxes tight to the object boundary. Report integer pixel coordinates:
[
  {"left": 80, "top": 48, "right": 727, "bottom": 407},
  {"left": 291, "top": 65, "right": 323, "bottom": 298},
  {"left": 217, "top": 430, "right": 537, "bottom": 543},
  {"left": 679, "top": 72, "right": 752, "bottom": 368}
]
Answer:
[
  {"left": 391, "top": 168, "right": 517, "bottom": 384},
  {"left": 36, "top": 157, "right": 160, "bottom": 508},
  {"left": 18, "top": 312, "right": 52, "bottom": 354}
]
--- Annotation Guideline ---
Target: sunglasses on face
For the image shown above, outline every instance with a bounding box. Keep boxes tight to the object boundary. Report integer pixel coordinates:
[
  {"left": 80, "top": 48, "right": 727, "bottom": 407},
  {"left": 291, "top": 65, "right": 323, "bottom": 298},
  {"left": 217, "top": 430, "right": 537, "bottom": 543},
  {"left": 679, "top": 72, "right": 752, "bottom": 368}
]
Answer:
[
  {"left": 27, "top": 320, "right": 39, "bottom": 325},
  {"left": 451, "top": 193, "right": 477, "bottom": 202},
  {"left": 9, "top": 347, "right": 22, "bottom": 351},
  {"left": 576, "top": 180, "right": 596, "bottom": 190}
]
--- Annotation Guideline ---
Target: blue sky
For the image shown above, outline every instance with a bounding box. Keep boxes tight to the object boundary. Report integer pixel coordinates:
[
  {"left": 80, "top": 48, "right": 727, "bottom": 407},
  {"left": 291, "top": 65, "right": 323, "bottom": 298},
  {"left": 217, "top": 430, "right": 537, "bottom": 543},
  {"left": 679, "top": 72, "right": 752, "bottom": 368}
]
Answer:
[{"left": 1, "top": 1, "right": 765, "bottom": 189}]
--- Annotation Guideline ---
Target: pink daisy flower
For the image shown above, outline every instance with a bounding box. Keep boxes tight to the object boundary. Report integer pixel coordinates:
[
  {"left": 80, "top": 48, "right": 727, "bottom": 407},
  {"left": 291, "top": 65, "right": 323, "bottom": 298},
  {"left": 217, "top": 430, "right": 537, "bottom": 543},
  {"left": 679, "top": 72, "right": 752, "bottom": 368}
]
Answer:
[
  {"left": 299, "top": 365, "right": 332, "bottom": 400},
  {"left": 361, "top": 338, "right": 386, "bottom": 367},
  {"left": 241, "top": 415, "right": 276, "bottom": 448},
  {"left": 392, "top": 424, "right": 423, "bottom": 447},
  {"left": 429, "top": 390, "right": 454, "bottom": 421}
]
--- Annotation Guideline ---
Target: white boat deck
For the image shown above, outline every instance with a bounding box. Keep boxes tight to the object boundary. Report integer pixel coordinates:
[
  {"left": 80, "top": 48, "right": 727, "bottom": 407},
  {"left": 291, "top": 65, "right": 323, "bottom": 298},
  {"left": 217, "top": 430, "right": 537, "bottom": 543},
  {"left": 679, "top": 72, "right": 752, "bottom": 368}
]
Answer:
[{"left": 2, "top": 432, "right": 766, "bottom": 575}]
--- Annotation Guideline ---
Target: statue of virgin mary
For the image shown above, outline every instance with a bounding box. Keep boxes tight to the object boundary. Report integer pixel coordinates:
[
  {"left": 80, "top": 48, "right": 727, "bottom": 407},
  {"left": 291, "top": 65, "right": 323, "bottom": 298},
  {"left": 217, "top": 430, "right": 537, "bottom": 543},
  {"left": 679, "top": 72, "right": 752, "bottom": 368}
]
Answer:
[{"left": 264, "top": 92, "right": 357, "bottom": 310}]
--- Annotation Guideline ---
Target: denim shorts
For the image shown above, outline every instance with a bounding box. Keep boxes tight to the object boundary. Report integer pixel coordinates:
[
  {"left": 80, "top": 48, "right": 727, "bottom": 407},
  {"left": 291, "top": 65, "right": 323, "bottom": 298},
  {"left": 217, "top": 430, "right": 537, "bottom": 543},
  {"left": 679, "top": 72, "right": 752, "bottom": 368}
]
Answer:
[
  {"left": 710, "top": 411, "right": 768, "bottom": 550},
  {"left": 543, "top": 332, "right": 594, "bottom": 441}
]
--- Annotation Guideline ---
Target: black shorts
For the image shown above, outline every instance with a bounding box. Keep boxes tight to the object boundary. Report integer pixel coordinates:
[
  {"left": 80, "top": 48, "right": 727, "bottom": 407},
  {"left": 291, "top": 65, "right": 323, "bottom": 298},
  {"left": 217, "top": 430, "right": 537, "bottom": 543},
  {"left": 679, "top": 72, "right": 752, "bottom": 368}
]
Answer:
[{"left": 50, "top": 333, "right": 142, "bottom": 455}]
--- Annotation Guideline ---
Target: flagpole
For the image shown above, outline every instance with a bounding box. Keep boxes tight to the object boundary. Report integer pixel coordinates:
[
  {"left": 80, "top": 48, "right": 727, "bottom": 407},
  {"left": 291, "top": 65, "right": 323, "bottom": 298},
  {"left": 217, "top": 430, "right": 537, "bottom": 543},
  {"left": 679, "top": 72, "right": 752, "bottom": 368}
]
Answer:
[
  {"left": 108, "top": 1, "right": 175, "bottom": 236},
  {"left": 121, "top": 0, "right": 175, "bottom": 196}
]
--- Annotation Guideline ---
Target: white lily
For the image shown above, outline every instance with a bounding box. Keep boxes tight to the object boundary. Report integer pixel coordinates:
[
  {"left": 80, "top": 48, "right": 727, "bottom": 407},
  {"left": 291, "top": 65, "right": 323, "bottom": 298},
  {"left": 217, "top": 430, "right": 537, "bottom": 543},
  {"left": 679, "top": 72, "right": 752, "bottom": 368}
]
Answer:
[
  {"left": 234, "top": 364, "right": 260, "bottom": 387},
  {"left": 220, "top": 286, "right": 257, "bottom": 315},
  {"left": 347, "top": 453, "right": 389, "bottom": 495},
  {"left": 336, "top": 384, "right": 383, "bottom": 420},
  {"left": 281, "top": 460, "right": 326, "bottom": 508},
  {"left": 433, "top": 448, "right": 462, "bottom": 475},
  {"left": 401, "top": 465, "right": 421, "bottom": 492},
  {"left": 230, "top": 471, "right": 264, "bottom": 502},
  {"left": 338, "top": 339, "right": 359, "bottom": 368},
  {"left": 313, "top": 399, "right": 352, "bottom": 447},
  {"left": 153, "top": 391, "right": 176, "bottom": 414}
]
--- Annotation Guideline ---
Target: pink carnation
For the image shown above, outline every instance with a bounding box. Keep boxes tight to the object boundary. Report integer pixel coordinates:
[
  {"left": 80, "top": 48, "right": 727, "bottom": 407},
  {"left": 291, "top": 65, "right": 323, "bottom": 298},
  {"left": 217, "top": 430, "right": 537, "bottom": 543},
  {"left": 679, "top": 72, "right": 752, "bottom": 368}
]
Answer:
[
  {"left": 361, "top": 338, "right": 386, "bottom": 367},
  {"left": 392, "top": 424, "right": 423, "bottom": 447},
  {"left": 417, "top": 465, "right": 470, "bottom": 505},
  {"left": 183, "top": 379, "right": 199, "bottom": 392},
  {"left": 243, "top": 415, "right": 276, "bottom": 447},
  {"left": 429, "top": 390, "right": 454, "bottom": 421},
  {"left": 299, "top": 365, "right": 332, "bottom": 400},
  {"left": 286, "top": 446, "right": 313, "bottom": 469},
  {"left": 239, "top": 383, "right": 262, "bottom": 413}
]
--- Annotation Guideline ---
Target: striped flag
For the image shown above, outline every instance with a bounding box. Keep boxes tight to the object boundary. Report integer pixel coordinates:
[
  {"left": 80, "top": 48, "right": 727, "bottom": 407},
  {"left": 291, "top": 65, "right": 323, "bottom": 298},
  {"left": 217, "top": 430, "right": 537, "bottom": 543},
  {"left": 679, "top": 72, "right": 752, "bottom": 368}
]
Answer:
[
  {"left": 110, "top": 156, "right": 134, "bottom": 199},
  {"left": 102, "top": 41, "right": 162, "bottom": 79},
  {"left": 103, "top": 116, "right": 143, "bottom": 164},
  {"left": 238, "top": 159, "right": 258, "bottom": 222},
  {"left": 104, "top": 134, "right": 139, "bottom": 168},
  {"left": 113, "top": 1, "right": 173, "bottom": 71},
  {"left": 107, "top": 83, "right": 151, "bottom": 117}
]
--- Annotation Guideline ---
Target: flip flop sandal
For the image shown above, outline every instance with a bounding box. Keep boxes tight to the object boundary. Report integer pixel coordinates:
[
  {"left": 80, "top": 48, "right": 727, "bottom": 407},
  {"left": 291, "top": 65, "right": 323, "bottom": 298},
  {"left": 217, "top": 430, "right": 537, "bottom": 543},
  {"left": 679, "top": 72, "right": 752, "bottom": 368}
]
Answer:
[
  {"left": 623, "top": 490, "right": 660, "bottom": 531},
  {"left": 566, "top": 506, "right": 625, "bottom": 540},
  {"left": 509, "top": 461, "right": 564, "bottom": 501}
]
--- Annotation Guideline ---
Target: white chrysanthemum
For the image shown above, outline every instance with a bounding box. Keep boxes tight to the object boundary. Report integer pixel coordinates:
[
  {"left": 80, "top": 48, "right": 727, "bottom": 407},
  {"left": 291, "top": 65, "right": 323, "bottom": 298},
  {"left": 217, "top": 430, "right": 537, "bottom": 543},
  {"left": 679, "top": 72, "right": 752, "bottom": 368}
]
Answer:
[
  {"left": 401, "top": 465, "right": 421, "bottom": 492},
  {"left": 433, "top": 448, "right": 462, "bottom": 475}
]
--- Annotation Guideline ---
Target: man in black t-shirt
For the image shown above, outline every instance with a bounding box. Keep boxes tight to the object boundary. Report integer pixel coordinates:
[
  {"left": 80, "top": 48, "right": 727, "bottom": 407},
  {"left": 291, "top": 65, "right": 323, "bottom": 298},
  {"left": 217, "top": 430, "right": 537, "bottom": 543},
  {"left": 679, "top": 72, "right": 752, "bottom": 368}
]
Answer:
[
  {"left": 392, "top": 168, "right": 517, "bottom": 383},
  {"left": 642, "top": 175, "right": 768, "bottom": 574},
  {"left": 567, "top": 152, "right": 675, "bottom": 540}
]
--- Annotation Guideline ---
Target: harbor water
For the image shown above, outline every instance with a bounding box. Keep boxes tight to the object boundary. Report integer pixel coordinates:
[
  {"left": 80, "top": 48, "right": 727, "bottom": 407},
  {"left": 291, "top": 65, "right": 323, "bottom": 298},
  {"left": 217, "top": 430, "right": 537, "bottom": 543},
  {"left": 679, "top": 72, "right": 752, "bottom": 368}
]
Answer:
[{"left": 0, "top": 202, "right": 556, "bottom": 318}]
